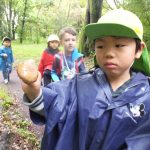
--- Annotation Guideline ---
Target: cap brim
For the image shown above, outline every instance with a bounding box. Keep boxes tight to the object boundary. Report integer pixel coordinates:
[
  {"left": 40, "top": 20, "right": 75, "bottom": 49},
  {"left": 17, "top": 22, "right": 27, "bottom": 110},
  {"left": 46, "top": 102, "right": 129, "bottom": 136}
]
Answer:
[{"left": 85, "top": 23, "right": 139, "bottom": 40}]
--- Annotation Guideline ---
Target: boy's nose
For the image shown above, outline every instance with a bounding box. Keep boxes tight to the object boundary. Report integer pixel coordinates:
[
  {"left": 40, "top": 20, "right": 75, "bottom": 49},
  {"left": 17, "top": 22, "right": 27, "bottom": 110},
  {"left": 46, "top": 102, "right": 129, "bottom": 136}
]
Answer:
[
  {"left": 69, "top": 40, "right": 73, "bottom": 44},
  {"left": 69, "top": 42, "right": 73, "bottom": 46},
  {"left": 105, "top": 48, "right": 115, "bottom": 58}
]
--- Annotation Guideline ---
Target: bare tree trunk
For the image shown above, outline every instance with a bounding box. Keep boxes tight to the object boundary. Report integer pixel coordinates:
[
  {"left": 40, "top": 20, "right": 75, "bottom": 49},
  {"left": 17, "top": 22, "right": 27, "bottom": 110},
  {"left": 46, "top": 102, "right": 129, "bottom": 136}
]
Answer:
[
  {"left": 4, "top": 0, "right": 13, "bottom": 37},
  {"left": 66, "top": 0, "right": 72, "bottom": 23},
  {"left": 0, "top": 1, "right": 4, "bottom": 38},
  {"left": 35, "top": 3, "right": 42, "bottom": 44},
  {"left": 78, "top": 0, "right": 103, "bottom": 56},
  {"left": 58, "top": 0, "right": 62, "bottom": 9},
  {"left": 8, "top": 0, "right": 12, "bottom": 37},
  {"left": 20, "top": 0, "right": 28, "bottom": 44},
  {"left": 89, "top": 0, "right": 102, "bottom": 23},
  {"left": 85, "top": 0, "right": 90, "bottom": 25},
  {"left": 12, "top": 10, "right": 16, "bottom": 40}
]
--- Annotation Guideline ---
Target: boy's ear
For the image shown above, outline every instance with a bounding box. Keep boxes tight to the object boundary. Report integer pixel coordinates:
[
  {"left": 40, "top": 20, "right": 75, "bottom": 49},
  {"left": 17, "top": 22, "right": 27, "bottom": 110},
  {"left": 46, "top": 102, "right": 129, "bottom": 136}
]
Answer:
[{"left": 135, "top": 42, "right": 145, "bottom": 59}]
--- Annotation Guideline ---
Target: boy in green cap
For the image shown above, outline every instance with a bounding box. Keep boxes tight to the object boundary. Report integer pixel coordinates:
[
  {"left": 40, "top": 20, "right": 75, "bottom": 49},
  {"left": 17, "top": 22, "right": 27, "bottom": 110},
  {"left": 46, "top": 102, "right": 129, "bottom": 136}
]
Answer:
[{"left": 19, "top": 9, "right": 150, "bottom": 150}]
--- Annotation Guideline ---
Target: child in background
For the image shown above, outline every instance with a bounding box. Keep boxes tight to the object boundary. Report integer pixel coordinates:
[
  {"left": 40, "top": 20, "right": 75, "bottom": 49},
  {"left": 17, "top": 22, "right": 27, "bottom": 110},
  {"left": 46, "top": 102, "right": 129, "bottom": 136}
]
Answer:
[
  {"left": 38, "top": 34, "right": 59, "bottom": 86},
  {"left": 19, "top": 9, "right": 150, "bottom": 150},
  {"left": 0, "top": 37, "right": 14, "bottom": 84},
  {"left": 51, "top": 27, "right": 85, "bottom": 81}
]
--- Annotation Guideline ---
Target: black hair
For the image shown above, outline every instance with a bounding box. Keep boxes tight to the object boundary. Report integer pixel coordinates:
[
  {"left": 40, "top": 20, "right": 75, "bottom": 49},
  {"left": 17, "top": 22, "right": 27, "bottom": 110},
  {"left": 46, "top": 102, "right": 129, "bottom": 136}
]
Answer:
[
  {"left": 3, "top": 37, "right": 11, "bottom": 42},
  {"left": 135, "top": 38, "right": 141, "bottom": 53}
]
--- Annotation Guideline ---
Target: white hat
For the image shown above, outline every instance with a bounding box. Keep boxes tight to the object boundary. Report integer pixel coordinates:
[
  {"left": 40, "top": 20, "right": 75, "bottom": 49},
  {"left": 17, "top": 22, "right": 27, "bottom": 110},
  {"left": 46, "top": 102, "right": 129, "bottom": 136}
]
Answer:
[{"left": 47, "top": 34, "right": 60, "bottom": 42}]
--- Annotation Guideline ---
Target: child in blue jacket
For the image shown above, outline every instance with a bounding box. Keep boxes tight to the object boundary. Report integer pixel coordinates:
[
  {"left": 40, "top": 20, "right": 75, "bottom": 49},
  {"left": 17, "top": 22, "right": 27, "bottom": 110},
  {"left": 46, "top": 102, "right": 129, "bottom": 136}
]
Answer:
[
  {"left": 0, "top": 37, "right": 14, "bottom": 84},
  {"left": 20, "top": 9, "right": 150, "bottom": 150}
]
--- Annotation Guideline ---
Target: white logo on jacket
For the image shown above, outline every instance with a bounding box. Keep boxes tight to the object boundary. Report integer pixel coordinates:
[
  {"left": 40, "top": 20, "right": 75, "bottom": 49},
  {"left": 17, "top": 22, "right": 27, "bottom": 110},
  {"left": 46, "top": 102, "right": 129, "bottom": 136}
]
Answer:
[{"left": 130, "top": 103, "right": 145, "bottom": 117}]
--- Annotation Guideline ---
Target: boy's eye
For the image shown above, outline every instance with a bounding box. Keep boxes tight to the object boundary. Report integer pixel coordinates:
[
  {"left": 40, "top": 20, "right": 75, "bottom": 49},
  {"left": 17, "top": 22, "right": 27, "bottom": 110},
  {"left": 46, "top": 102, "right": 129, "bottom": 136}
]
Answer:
[
  {"left": 115, "top": 44, "right": 125, "bottom": 48},
  {"left": 96, "top": 45, "right": 103, "bottom": 49},
  {"left": 65, "top": 39, "right": 69, "bottom": 42}
]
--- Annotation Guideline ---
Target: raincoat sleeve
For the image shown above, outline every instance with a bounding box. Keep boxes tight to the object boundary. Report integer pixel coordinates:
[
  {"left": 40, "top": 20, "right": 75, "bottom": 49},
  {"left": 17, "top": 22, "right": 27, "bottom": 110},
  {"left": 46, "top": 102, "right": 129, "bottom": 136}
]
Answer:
[
  {"left": 42, "top": 79, "right": 74, "bottom": 131},
  {"left": 0, "top": 49, "right": 3, "bottom": 70},
  {"left": 0, "top": 47, "right": 6, "bottom": 57},
  {"left": 10, "top": 48, "right": 14, "bottom": 63},
  {"left": 29, "top": 79, "right": 74, "bottom": 130}
]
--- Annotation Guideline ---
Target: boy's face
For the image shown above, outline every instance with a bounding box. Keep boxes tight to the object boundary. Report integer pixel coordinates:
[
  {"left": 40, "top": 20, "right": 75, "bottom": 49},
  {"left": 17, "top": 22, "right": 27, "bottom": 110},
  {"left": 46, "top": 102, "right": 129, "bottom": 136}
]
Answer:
[
  {"left": 49, "top": 40, "right": 59, "bottom": 49},
  {"left": 95, "top": 36, "right": 143, "bottom": 79},
  {"left": 61, "top": 33, "right": 76, "bottom": 52},
  {"left": 3, "top": 40, "right": 11, "bottom": 47}
]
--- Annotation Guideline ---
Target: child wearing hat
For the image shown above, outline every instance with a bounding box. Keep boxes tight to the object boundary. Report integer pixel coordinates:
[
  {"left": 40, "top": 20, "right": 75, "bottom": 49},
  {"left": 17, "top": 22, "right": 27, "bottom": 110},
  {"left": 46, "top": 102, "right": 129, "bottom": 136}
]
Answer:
[
  {"left": 0, "top": 37, "right": 14, "bottom": 84},
  {"left": 38, "top": 34, "right": 60, "bottom": 86},
  {"left": 19, "top": 9, "right": 150, "bottom": 150}
]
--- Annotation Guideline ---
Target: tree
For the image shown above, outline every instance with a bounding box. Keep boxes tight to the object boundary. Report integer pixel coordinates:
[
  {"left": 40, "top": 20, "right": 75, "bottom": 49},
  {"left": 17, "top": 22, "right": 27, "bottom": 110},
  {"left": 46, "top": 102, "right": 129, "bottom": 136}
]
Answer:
[
  {"left": 19, "top": 0, "right": 28, "bottom": 43},
  {"left": 0, "top": 0, "right": 20, "bottom": 39},
  {"left": 78, "top": 0, "right": 103, "bottom": 56},
  {"left": 0, "top": 1, "right": 5, "bottom": 39}
]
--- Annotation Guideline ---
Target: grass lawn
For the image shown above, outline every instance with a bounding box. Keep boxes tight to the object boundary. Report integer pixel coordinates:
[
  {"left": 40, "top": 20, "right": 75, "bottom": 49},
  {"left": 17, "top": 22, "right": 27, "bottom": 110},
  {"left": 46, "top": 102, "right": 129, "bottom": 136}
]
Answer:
[{"left": 12, "top": 42, "right": 46, "bottom": 66}]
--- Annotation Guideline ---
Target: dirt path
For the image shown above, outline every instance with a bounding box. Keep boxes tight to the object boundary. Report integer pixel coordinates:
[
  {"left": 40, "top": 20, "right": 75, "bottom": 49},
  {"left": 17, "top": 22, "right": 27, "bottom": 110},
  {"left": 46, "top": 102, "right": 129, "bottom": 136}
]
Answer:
[{"left": 0, "top": 68, "right": 44, "bottom": 139}]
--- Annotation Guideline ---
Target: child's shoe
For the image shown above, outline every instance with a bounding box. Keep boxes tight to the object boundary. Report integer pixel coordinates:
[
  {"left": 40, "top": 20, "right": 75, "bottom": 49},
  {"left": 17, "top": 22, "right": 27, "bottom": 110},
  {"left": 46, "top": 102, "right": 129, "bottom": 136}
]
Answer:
[{"left": 4, "top": 79, "right": 8, "bottom": 84}]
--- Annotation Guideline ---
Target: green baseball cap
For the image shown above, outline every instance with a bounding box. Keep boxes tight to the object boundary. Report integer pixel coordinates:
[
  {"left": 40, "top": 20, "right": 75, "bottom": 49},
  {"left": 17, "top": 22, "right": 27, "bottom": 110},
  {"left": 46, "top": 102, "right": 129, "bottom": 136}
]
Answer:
[{"left": 85, "top": 9, "right": 150, "bottom": 76}]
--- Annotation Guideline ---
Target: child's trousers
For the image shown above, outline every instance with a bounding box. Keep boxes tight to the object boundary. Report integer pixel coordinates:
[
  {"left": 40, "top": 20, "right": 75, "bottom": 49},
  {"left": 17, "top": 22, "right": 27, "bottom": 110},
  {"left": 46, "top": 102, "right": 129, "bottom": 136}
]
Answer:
[
  {"left": 43, "top": 69, "right": 52, "bottom": 86},
  {"left": 2, "top": 63, "right": 12, "bottom": 80}
]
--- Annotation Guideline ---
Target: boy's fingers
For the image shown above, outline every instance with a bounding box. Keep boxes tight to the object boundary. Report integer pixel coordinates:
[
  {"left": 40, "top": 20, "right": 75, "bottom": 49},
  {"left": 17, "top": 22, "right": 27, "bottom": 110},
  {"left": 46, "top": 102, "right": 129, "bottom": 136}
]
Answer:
[
  {"left": 17, "top": 59, "right": 38, "bottom": 84},
  {"left": 21, "top": 72, "right": 41, "bottom": 100},
  {"left": 20, "top": 71, "right": 41, "bottom": 87}
]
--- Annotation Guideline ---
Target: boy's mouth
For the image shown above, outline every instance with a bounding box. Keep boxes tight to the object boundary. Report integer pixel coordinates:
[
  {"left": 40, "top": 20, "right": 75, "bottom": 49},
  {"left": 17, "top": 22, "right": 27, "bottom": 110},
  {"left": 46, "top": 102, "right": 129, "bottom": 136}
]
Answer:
[
  {"left": 68, "top": 47, "right": 74, "bottom": 51},
  {"left": 104, "top": 62, "right": 117, "bottom": 69}
]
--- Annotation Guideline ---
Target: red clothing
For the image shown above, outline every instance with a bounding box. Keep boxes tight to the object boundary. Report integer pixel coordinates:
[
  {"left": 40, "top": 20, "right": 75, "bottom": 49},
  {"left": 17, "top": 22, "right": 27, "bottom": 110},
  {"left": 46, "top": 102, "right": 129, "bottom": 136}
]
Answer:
[{"left": 38, "top": 48, "right": 58, "bottom": 77}]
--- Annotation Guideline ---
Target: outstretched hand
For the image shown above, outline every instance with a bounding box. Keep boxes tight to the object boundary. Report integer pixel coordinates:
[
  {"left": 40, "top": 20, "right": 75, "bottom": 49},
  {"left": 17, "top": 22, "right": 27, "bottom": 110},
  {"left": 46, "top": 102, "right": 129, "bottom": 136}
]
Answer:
[
  {"left": 17, "top": 59, "right": 41, "bottom": 101},
  {"left": 21, "top": 72, "right": 41, "bottom": 101},
  {"left": 17, "top": 59, "right": 38, "bottom": 84}
]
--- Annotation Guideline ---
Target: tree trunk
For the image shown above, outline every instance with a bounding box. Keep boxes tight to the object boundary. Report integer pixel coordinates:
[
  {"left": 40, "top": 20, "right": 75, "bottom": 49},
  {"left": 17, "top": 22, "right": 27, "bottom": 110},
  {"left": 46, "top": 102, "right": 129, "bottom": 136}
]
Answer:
[
  {"left": 89, "top": 0, "right": 102, "bottom": 23},
  {"left": 66, "top": 0, "right": 72, "bottom": 23},
  {"left": 0, "top": 1, "right": 4, "bottom": 38},
  {"left": 78, "top": 0, "right": 103, "bottom": 56},
  {"left": 35, "top": 3, "right": 42, "bottom": 44},
  {"left": 20, "top": 0, "right": 28, "bottom": 44},
  {"left": 85, "top": 0, "right": 90, "bottom": 25},
  {"left": 4, "top": 0, "right": 13, "bottom": 38},
  {"left": 8, "top": 0, "right": 12, "bottom": 37},
  {"left": 12, "top": 11, "right": 16, "bottom": 40}
]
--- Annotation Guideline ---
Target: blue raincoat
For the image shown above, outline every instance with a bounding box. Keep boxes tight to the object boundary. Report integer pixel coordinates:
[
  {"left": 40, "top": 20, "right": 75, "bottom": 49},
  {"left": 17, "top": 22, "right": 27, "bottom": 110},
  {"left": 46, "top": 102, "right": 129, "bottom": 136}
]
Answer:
[
  {"left": 30, "top": 69, "right": 150, "bottom": 150},
  {"left": 0, "top": 45, "right": 14, "bottom": 71}
]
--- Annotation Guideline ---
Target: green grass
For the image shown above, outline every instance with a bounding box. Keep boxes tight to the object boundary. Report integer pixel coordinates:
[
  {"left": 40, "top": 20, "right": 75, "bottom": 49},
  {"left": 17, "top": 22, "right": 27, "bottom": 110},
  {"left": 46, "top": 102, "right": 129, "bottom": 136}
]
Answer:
[
  {"left": 12, "top": 42, "right": 45, "bottom": 65},
  {"left": 0, "top": 87, "right": 13, "bottom": 110}
]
